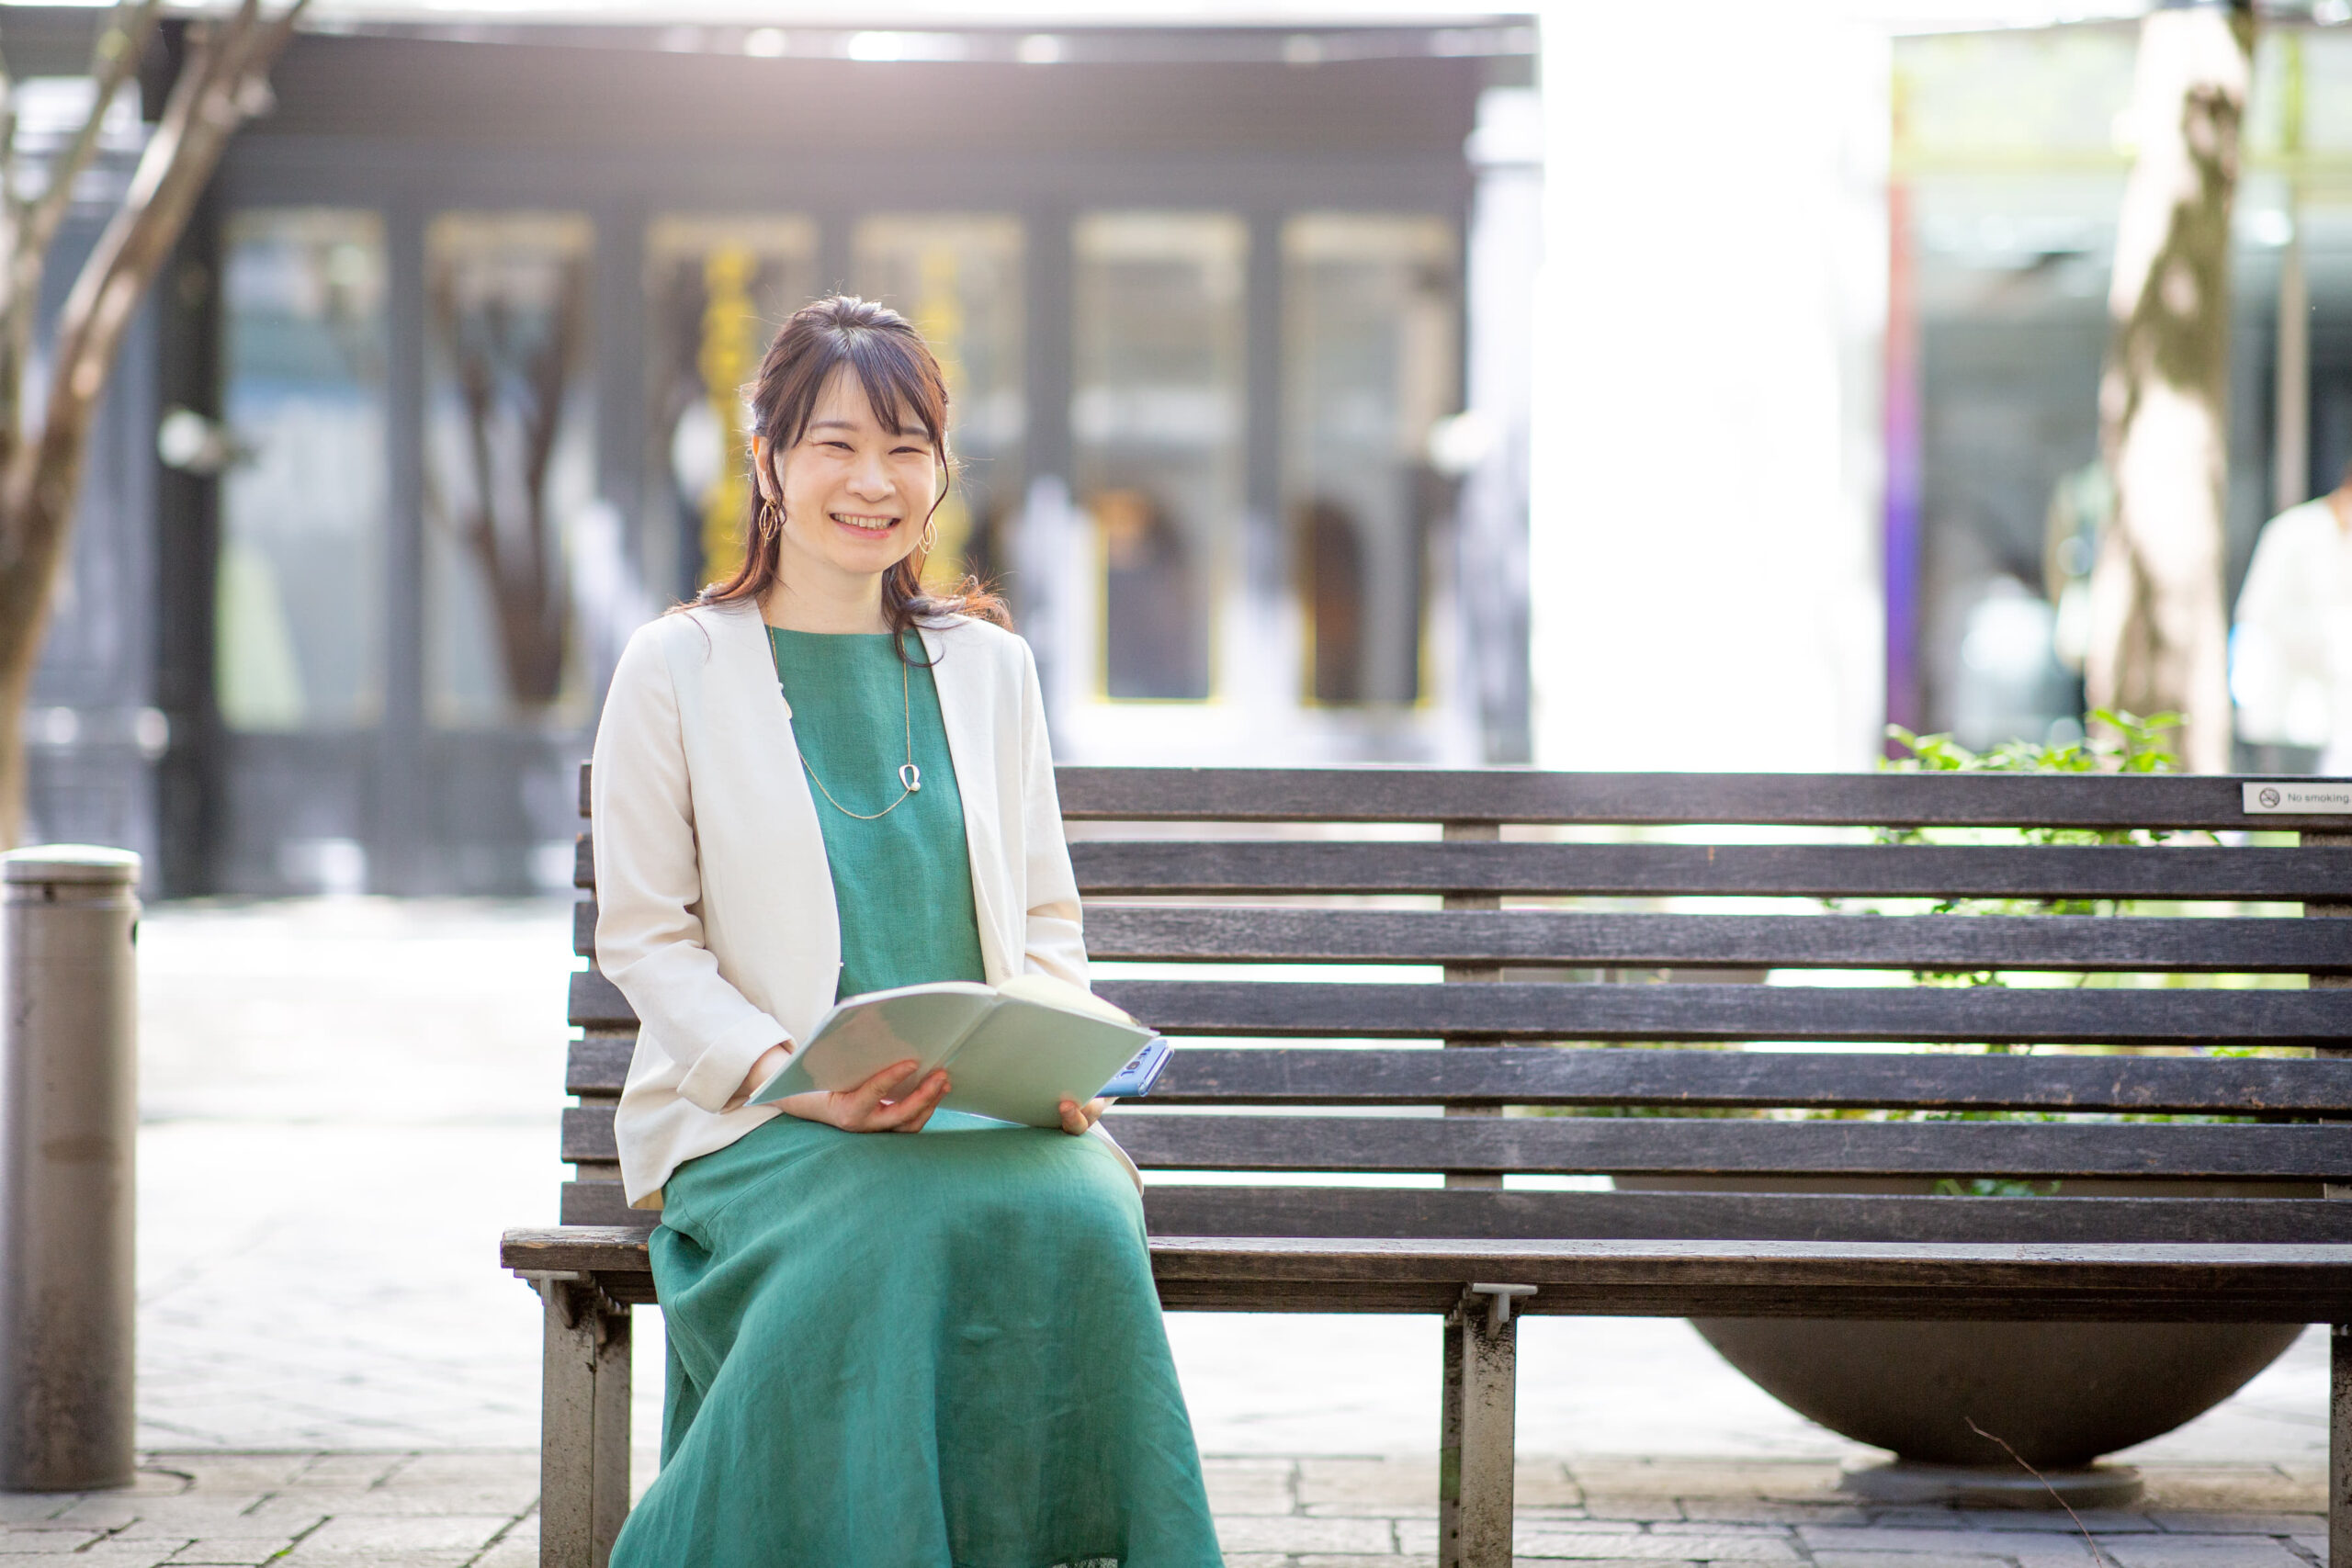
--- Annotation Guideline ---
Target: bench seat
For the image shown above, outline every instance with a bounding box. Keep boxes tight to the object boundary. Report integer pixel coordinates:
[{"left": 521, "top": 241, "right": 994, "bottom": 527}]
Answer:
[
  {"left": 502, "top": 1227, "right": 2352, "bottom": 1321},
  {"left": 513, "top": 762, "right": 2352, "bottom": 1568}
]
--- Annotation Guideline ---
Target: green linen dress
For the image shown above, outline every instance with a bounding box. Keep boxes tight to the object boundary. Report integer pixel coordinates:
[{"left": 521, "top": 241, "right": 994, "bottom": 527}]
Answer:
[{"left": 607, "top": 628, "right": 1223, "bottom": 1568}]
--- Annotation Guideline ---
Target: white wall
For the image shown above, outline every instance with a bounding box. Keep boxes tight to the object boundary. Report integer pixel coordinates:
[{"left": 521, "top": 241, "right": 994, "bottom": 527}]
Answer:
[{"left": 1531, "top": 1, "right": 1892, "bottom": 773}]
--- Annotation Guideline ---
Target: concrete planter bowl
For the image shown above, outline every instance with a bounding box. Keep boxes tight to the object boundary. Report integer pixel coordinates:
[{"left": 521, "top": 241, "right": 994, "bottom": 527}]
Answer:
[{"left": 1622, "top": 1176, "right": 2311, "bottom": 1506}]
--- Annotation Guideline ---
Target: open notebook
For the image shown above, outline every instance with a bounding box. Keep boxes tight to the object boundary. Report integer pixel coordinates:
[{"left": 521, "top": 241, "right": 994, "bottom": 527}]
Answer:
[{"left": 747, "top": 972, "right": 1166, "bottom": 1127}]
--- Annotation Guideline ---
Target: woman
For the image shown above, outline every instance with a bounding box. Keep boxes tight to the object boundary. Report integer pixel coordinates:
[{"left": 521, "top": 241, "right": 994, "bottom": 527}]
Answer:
[{"left": 593, "top": 295, "right": 1222, "bottom": 1567}]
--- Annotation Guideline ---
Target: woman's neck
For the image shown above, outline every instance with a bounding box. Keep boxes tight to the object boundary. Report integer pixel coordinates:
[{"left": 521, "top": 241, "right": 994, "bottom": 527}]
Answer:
[{"left": 759, "top": 561, "right": 889, "bottom": 634}]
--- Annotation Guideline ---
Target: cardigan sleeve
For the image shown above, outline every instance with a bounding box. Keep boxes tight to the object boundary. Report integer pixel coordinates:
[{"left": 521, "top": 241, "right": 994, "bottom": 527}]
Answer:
[
  {"left": 592, "top": 622, "right": 793, "bottom": 1113},
  {"left": 1014, "top": 636, "right": 1090, "bottom": 987}
]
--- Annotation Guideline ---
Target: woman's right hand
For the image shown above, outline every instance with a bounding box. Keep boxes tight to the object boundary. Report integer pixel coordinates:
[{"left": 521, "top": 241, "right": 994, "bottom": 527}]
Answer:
[{"left": 774, "top": 1059, "right": 950, "bottom": 1134}]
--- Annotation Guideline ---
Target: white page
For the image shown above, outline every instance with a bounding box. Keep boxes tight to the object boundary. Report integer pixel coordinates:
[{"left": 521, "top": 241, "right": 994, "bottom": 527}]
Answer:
[
  {"left": 936, "top": 998, "right": 1155, "bottom": 1128},
  {"left": 749, "top": 982, "right": 998, "bottom": 1104}
]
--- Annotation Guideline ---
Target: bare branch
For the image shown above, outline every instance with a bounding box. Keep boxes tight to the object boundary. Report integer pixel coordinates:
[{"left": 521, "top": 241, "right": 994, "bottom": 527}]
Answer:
[
  {"left": 19, "top": 1, "right": 164, "bottom": 268},
  {"left": 0, "top": 42, "right": 22, "bottom": 219},
  {"left": 6, "top": 0, "right": 301, "bottom": 561}
]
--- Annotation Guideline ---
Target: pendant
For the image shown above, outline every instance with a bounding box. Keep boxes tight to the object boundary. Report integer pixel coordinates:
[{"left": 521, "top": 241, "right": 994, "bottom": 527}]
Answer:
[{"left": 900, "top": 762, "right": 922, "bottom": 793}]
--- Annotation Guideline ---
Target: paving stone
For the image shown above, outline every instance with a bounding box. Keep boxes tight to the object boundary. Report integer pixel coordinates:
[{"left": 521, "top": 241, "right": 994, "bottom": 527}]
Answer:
[
  {"left": 1216, "top": 1514, "right": 1396, "bottom": 1554},
  {"left": 1511, "top": 1530, "right": 1802, "bottom": 1562},
  {"left": 2145, "top": 1511, "right": 2324, "bottom": 1535},
  {"left": 2090, "top": 1539, "right": 2315, "bottom": 1568},
  {"left": 1201, "top": 1457, "right": 1296, "bottom": 1516},
  {"left": 284, "top": 1455, "right": 411, "bottom": 1491},
  {"left": 1958, "top": 1510, "right": 2156, "bottom": 1534},
  {"left": 1296, "top": 1558, "right": 1438, "bottom": 1568},
  {"left": 1646, "top": 1519, "right": 1795, "bottom": 1537},
  {"left": 467, "top": 1517, "right": 535, "bottom": 1568},
  {"left": 276, "top": 1554, "right": 477, "bottom": 1568},
  {"left": 1805, "top": 1526, "right": 2070, "bottom": 1556},
  {"left": 240, "top": 1487, "right": 524, "bottom": 1524},
  {"left": 1573, "top": 1495, "right": 1688, "bottom": 1523},
  {"left": 2290, "top": 1534, "right": 2324, "bottom": 1565},
  {"left": 51, "top": 1496, "right": 277, "bottom": 1534},
  {"left": 2133, "top": 1470, "right": 2323, "bottom": 1515},
  {"left": 139, "top": 1457, "right": 308, "bottom": 1494},
  {"left": 1807, "top": 1555, "right": 2015, "bottom": 1568},
  {"left": 1572, "top": 1460, "right": 1844, "bottom": 1500},
  {"left": 1, "top": 1548, "right": 183, "bottom": 1568},
  {"left": 266, "top": 1513, "right": 514, "bottom": 1557},
  {"left": 1300, "top": 1455, "right": 1441, "bottom": 1514},
  {"left": 471, "top": 1536, "right": 538, "bottom": 1568},
  {"left": 0, "top": 1500, "right": 74, "bottom": 1528},
  {"left": 166, "top": 1539, "right": 312, "bottom": 1566},
  {"left": 0, "top": 1529, "right": 111, "bottom": 1554},
  {"left": 1679, "top": 1498, "right": 1871, "bottom": 1525}
]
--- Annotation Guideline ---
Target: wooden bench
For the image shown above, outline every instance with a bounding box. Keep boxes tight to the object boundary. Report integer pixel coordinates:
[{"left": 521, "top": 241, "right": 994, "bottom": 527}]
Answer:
[{"left": 503, "top": 763, "right": 2352, "bottom": 1568}]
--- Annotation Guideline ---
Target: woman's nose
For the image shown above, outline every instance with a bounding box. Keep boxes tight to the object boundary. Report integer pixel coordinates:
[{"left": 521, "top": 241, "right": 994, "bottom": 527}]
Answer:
[{"left": 849, "top": 449, "right": 894, "bottom": 498}]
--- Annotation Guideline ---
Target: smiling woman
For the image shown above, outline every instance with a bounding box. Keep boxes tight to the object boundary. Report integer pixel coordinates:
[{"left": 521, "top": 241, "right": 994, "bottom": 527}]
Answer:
[
  {"left": 692, "top": 295, "right": 1006, "bottom": 641},
  {"left": 593, "top": 296, "right": 1222, "bottom": 1566}
]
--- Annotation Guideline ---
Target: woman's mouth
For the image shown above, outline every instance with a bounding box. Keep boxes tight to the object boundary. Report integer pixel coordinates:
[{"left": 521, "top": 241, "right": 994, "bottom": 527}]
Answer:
[{"left": 831, "top": 512, "right": 899, "bottom": 535}]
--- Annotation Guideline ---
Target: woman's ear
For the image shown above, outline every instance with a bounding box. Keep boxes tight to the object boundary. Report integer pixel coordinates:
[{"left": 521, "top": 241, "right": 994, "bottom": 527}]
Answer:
[{"left": 751, "top": 435, "right": 778, "bottom": 504}]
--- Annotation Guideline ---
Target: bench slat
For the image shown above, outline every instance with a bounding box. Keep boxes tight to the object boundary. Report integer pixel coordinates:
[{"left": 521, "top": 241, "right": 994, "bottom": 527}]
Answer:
[
  {"left": 1054, "top": 767, "right": 2352, "bottom": 831},
  {"left": 1140, "top": 1187, "right": 2343, "bottom": 1243},
  {"left": 1142, "top": 1047, "right": 2352, "bottom": 1114},
  {"left": 1082, "top": 907, "right": 2347, "bottom": 972},
  {"left": 579, "top": 760, "right": 2352, "bottom": 829},
  {"left": 556, "top": 1103, "right": 2352, "bottom": 1178},
  {"left": 566, "top": 973, "right": 2352, "bottom": 1049},
  {"left": 570, "top": 840, "right": 2352, "bottom": 909},
  {"left": 502, "top": 1224, "right": 2352, "bottom": 1321},
  {"left": 1140, "top": 1235, "right": 2352, "bottom": 1319},
  {"left": 560, "top": 1036, "right": 2352, "bottom": 1110},
  {"left": 1069, "top": 840, "right": 2352, "bottom": 901},
  {"left": 1096, "top": 978, "right": 2352, "bottom": 1045},
  {"left": 1095, "top": 1112, "right": 2352, "bottom": 1180},
  {"left": 549, "top": 1181, "right": 2346, "bottom": 1243}
]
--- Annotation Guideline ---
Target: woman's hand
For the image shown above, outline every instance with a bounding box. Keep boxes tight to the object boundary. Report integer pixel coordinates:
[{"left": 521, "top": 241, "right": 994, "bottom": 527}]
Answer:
[
  {"left": 776, "top": 1059, "right": 950, "bottom": 1134},
  {"left": 1057, "top": 1097, "right": 1109, "bottom": 1135}
]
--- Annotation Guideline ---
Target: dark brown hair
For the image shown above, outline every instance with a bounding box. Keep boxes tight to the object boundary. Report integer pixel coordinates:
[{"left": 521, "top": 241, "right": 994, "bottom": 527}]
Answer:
[{"left": 693, "top": 295, "right": 1008, "bottom": 651}]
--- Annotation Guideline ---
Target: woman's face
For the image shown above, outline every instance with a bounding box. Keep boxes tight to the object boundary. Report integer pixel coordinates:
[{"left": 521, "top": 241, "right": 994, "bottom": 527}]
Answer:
[{"left": 762, "top": 367, "right": 942, "bottom": 586}]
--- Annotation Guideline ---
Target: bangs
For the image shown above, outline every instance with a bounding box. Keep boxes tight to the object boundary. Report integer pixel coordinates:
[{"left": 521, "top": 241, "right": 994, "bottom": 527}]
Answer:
[{"left": 781, "top": 326, "right": 947, "bottom": 452}]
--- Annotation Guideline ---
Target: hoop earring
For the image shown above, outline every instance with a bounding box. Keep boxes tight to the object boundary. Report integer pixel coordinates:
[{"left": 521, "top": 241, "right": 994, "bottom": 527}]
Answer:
[
  {"left": 760, "top": 498, "right": 782, "bottom": 537},
  {"left": 919, "top": 515, "right": 939, "bottom": 557}
]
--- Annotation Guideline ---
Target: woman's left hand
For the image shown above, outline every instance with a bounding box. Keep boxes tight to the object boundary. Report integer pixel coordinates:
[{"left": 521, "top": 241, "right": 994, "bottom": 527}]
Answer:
[{"left": 1057, "top": 1097, "right": 1109, "bottom": 1135}]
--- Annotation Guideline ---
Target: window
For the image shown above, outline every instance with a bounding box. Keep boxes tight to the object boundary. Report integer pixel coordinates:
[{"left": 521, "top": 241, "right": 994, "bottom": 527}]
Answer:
[
  {"left": 1283, "top": 214, "right": 1457, "bottom": 705},
  {"left": 1072, "top": 212, "right": 1246, "bottom": 701},
  {"left": 423, "top": 212, "right": 596, "bottom": 728},
  {"left": 853, "top": 214, "right": 1024, "bottom": 592},
  {"left": 646, "top": 215, "right": 819, "bottom": 596},
  {"left": 215, "top": 209, "right": 387, "bottom": 731}
]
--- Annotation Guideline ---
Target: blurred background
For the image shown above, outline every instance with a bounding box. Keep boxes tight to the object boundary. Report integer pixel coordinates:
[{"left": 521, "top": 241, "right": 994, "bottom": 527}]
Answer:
[{"left": 15, "top": 0, "right": 2352, "bottom": 896}]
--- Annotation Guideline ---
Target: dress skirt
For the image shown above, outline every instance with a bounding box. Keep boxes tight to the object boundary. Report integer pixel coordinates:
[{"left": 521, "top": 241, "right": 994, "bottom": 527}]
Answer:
[{"left": 607, "top": 1110, "right": 1225, "bottom": 1568}]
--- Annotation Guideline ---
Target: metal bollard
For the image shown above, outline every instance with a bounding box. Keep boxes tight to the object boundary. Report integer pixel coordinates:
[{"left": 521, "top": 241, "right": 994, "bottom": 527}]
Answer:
[{"left": 0, "top": 846, "right": 141, "bottom": 1492}]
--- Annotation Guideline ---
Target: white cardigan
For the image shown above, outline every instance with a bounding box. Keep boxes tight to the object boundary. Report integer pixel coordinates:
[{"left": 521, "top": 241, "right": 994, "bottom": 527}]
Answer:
[{"left": 590, "top": 598, "right": 1112, "bottom": 1209}]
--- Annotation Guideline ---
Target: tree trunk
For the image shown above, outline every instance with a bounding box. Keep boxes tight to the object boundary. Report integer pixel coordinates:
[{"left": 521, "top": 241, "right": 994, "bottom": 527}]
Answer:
[
  {"left": 2086, "top": 1, "right": 2253, "bottom": 774},
  {"left": 0, "top": 2, "right": 303, "bottom": 848}
]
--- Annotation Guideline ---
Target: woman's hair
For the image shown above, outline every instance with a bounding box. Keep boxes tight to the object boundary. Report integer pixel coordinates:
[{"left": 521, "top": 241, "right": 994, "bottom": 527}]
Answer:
[{"left": 692, "top": 295, "right": 1008, "bottom": 649}]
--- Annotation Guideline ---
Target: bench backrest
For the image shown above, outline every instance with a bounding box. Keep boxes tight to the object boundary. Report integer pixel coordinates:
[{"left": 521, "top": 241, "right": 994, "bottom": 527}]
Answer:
[{"left": 563, "top": 764, "right": 2352, "bottom": 1246}]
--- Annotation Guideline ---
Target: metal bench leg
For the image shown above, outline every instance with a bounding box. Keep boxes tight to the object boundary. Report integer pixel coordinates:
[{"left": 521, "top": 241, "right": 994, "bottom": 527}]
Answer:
[
  {"left": 1439, "top": 1311, "right": 1464, "bottom": 1564},
  {"left": 535, "top": 1276, "right": 632, "bottom": 1568},
  {"left": 2335, "top": 1323, "right": 2349, "bottom": 1568},
  {"left": 1443, "top": 1285, "right": 1534, "bottom": 1568}
]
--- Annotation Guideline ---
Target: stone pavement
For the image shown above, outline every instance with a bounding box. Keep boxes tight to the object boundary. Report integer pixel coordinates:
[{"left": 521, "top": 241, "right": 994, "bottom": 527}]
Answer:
[
  {"left": 0, "top": 1450, "right": 2326, "bottom": 1565},
  {"left": 2, "top": 896, "right": 2322, "bottom": 1563}
]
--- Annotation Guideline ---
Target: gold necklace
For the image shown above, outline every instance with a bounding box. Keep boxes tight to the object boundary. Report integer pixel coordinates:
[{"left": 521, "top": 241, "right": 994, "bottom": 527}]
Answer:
[{"left": 769, "top": 629, "right": 922, "bottom": 821}]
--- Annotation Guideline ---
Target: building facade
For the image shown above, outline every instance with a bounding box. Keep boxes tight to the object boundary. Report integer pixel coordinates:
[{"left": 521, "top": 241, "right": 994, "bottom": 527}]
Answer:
[{"left": 18, "top": 16, "right": 1540, "bottom": 894}]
